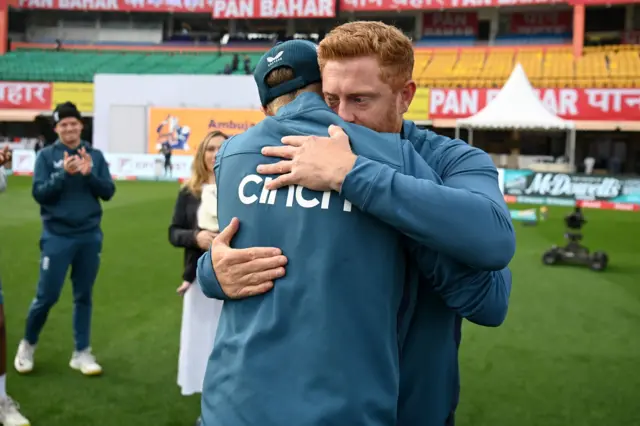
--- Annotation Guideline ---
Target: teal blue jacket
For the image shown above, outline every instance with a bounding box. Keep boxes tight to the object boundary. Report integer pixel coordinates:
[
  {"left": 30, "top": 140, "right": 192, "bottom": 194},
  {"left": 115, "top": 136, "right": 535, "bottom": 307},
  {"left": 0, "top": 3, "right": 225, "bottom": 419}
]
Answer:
[
  {"left": 200, "top": 92, "right": 421, "bottom": 426},
  {"left": 197, "top": 102, "right": 515, "bottom": 426},
  {"left": 32, "top": 141, "right": 115, "bottom": 236}
]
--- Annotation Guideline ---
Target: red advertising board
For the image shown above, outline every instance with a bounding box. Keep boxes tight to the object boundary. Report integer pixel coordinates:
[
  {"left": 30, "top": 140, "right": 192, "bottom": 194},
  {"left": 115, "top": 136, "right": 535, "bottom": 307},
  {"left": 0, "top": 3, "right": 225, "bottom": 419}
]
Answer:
[
  {"left": 0, "top": 82, "right": 52, "bottom": 110},
  {"left": 212, "top": 0, "right": 335, "bottom": 18},
  {"left": 428, "top": 88, "right": 640, "bottom": 121},
  {"left": 16, "top": 0, "right": 335, "bottom": 15},
  {"left": 510, "top": 11, "right": 572, "bottom": 35},
  {"left": 17, "top": 0, "right": 212, "bottom": 12},
  {"left": 340, "top": 0, "right": 561, "bottom": 12},
  {"left": 569, "top": 0, "right": 635, "bottom": 4},
  {"left": 423, "top": 12, "right": 478, "bottom": 37}
]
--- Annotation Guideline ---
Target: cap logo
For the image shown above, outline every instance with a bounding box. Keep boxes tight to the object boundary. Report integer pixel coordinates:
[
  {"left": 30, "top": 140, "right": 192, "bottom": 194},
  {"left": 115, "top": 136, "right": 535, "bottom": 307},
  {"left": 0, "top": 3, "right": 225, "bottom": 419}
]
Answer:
[
  {"left": 266, "top": 51, "right": 284, "bottom": 67},
  {"left": 53, "top": 112, "right": 59, "bottom": 122}
]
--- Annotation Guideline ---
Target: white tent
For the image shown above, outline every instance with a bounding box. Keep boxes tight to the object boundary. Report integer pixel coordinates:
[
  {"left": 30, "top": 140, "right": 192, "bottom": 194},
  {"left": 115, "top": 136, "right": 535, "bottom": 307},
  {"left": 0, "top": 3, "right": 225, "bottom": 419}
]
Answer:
[{"left": 454, "top": 63, "right": 577, "bottom": 168}]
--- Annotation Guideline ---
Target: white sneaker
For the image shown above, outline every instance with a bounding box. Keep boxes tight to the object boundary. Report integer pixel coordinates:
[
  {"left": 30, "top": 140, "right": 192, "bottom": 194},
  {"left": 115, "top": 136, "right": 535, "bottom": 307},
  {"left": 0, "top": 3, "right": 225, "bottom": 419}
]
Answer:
[
  {"left": 0, "top": 396, "right": 30, "bottom": 426},
  {"left": 13, "top": 341, "right": 35, "bottom": 374},
  {"left": 69, "top": 348, "right": 103, "bottom": 376}
]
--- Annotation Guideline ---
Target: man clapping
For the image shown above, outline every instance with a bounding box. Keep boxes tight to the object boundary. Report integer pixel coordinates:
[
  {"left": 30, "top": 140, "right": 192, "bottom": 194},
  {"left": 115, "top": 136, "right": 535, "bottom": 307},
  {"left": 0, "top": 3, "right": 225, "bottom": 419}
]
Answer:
[{"left": 14, "top": 102, "right": 115, "bottom": 377}]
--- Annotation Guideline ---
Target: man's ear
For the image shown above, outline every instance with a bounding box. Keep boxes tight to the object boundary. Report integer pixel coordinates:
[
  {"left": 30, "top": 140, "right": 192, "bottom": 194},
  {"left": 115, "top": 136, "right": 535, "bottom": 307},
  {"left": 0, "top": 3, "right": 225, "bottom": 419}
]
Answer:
[
  {"left": 260, "top": 106, "right": 273, "bottom": 117},
  {"left": 399, "top": 80, "right": 417, "bottom": 115}
]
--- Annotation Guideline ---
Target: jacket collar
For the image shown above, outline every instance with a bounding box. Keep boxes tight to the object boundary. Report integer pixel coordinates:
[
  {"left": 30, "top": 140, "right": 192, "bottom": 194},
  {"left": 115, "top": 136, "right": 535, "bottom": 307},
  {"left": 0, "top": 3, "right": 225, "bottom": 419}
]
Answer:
[
  {"left": 54, "top": 139, "right": 88, "bottom": 152},
  {"left": 275, "top": 92, "right": 330, "bottom": 118}
]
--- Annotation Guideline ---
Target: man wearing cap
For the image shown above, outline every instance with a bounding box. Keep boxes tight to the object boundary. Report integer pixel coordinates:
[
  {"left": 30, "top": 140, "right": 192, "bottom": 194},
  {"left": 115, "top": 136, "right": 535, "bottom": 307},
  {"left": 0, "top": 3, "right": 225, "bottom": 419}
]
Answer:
[
  {"left": 198, "top": 39, "right": 444, "bottom": 426},
  {"left": 14, "top": 102, "right": 115, "bottom": 377}
]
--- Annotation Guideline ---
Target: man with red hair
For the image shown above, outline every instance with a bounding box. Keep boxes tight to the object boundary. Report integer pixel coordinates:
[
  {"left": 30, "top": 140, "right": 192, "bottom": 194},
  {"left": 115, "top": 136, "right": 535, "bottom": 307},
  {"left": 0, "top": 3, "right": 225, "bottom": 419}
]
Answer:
[{"left": 199, "top": 22, "right": 514, "bottom": 426}]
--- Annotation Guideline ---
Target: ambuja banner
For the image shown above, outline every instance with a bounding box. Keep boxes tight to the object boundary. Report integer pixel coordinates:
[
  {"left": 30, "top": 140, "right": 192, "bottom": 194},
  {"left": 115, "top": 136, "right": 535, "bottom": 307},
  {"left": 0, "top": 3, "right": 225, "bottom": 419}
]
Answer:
[{"left": 10, "top": 149, "right": 195, "bottom": 180}]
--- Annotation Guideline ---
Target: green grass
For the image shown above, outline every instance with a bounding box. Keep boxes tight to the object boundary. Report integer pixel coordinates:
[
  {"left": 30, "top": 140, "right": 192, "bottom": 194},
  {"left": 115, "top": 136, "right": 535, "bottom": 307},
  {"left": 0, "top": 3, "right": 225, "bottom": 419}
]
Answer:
[{"left": 1, "top": 176, "right": 640, "bottom": 425}]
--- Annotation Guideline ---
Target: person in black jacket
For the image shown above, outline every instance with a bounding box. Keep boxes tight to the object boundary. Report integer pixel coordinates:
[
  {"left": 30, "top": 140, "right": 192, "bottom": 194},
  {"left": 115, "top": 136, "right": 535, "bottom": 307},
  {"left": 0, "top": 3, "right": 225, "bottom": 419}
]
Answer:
[
  {"left": 169, "top": 130, "right": 228, "bottom": 290},
  {"left": 168, "top": 130, "right": 228, "bottom": 426}
]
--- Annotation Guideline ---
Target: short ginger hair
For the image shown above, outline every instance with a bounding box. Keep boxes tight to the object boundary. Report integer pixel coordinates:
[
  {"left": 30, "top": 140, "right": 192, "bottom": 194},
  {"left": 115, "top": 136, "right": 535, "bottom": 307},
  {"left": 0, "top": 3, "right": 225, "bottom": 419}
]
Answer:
[{"left": 318, "top": 21, "right": 414, "bottom": 91}]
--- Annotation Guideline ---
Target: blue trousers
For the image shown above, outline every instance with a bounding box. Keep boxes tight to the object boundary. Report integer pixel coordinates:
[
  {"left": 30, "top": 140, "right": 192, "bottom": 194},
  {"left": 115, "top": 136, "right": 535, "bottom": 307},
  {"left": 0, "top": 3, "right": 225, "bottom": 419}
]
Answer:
[{"left": 24, "top": 230, "right": 102, "bottom": 351}]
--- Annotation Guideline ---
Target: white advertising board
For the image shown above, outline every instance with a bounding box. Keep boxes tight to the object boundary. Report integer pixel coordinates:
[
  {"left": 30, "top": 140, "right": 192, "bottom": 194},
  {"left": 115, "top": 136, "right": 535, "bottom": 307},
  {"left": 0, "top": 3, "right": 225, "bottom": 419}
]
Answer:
[
  {"left": 10, "top": 149, "right": 194, "bottom": 181},
  {"left": 11, "top": 150, "right": 508, "bottom": 194},
  {"left": 93, "top": 74, "right": 261, "bottom": 154}
]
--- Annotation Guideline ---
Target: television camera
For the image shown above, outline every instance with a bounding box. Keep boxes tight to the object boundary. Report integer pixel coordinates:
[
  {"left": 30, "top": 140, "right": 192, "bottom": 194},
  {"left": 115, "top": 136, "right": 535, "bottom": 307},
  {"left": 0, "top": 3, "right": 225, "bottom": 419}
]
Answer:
[{"left": 541, "top": 206, "right": 609, "bottom": 271}]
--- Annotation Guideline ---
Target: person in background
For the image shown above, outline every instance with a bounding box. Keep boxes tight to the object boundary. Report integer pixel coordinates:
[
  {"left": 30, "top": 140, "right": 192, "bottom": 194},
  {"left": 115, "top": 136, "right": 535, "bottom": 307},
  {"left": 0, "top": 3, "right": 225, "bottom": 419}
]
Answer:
[
  {"left": 0, "top": 146, "right": 30, "bottom": 426},
  {"left": 160, "top": 140, "right": 173, "bottom": 177},
  {"left": 14, "top": 102, "right": 116, "bottom": 377},
  {"left": 169, "top": 131, "right": 228, "bottom": 426},
  {"left": 34, "top": 136, "right": 45, "bottom": 154},
  {"left": 243, "top": 55, "right": 252, "bottom": 75},
  {"left": 231, "top": 54, "right": 239, "bottom": 72}
]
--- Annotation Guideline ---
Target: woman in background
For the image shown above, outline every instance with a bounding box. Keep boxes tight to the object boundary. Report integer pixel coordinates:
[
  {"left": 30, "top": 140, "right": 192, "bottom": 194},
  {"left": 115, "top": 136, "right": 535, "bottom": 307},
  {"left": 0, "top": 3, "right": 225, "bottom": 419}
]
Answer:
[{"left": 168, "top": 131, "right": 228, "bottom": 426}]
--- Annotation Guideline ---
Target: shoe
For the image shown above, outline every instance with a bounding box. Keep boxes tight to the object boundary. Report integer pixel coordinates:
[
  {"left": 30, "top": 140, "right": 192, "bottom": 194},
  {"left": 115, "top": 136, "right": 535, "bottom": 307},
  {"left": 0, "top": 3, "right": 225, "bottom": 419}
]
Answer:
[
  {"left": 0, "top": 396, "right": 30, "bottom": 426},
  {"left": 69, "top": 348, "right": 103, "bottom": 376},
  {"left": 195, "top": 416, "right": 202, "bottom": 426},
  {"left": 14, "top": 341, "right": 35, "bottom": 374}
]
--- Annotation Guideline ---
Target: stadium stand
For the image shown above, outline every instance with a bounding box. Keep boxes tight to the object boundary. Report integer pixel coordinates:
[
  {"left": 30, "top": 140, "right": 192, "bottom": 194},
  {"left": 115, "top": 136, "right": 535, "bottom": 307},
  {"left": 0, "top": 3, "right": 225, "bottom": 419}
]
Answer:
[
  {"left": 0, "top": 48, "right": 265, "bottom": 82},
  {"left": 1, "top": 45, "right": 639, "bottom": 89},
  {"left": 409, "top": 45, "right": 640, "bottom": 89}
]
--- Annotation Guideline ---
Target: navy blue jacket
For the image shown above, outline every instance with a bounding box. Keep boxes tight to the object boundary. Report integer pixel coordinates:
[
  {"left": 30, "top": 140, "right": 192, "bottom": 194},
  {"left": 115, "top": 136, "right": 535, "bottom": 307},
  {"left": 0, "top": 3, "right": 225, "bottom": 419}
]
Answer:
[{"left": 32, "top": 141, "right": 115, "bottom": 235}]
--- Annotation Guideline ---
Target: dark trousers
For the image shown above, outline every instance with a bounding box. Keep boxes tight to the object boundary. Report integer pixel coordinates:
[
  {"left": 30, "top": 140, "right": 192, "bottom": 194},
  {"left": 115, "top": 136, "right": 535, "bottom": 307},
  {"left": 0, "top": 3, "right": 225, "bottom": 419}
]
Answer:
[
  {"left": 164, "top": 155, "right": 172, "bottom": 175},
  {"left": 24, "top": 229, "right": 102, "bottom": 351}
]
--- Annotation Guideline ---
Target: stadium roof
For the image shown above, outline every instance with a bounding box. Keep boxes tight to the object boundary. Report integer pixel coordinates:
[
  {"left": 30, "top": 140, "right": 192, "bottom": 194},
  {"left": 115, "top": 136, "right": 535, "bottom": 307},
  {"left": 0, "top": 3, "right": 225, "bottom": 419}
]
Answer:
[{"left": 456, "top": 63, "right": 574, "bottom": 131}]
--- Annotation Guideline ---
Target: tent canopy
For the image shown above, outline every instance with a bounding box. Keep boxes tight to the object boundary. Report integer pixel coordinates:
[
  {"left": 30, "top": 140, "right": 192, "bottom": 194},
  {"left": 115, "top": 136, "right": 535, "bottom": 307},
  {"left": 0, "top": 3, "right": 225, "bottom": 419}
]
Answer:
[{"left": 457, "top": 63, "right": 574, "bottom": 130}]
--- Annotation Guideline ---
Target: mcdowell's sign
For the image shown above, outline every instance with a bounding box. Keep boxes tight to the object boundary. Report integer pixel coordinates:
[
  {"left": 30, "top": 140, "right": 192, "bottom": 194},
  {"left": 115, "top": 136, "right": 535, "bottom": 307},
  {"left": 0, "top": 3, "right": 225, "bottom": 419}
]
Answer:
[{"left": 503, "top": 170, "right": 640, "bottom": 204}]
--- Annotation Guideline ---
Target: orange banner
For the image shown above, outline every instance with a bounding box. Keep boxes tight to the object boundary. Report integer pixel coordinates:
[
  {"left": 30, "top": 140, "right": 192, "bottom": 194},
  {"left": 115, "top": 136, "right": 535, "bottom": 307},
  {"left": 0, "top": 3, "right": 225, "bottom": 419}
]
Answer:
[{"left": 147, "top": 107, "right": 264, "bottom": 156}]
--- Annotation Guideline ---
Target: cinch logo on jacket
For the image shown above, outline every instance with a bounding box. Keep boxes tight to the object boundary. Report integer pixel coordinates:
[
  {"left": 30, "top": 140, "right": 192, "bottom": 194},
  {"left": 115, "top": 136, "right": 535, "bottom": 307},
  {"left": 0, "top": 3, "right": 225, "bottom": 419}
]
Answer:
[{"left": 238, "top": 174, "right": 352, "bottom": 212}]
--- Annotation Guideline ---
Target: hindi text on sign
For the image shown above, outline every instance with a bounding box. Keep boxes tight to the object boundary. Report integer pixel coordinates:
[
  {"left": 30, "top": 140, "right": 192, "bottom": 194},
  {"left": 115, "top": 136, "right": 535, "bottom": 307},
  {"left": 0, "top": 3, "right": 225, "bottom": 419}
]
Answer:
[
  {"left": 21, "top": 0, "right": 219, "bottom": 11},
  {"left": 20, "top": 0, "right": 121, "bottom": 9},
  {"left": 0, "top": 82, "right": 52, "bottom": 109},
  {"left": 340, "top": 0, "right": 560, "bottom": 11},
  {"left": 428, "top": 87, "right": 640, "bottom": 121}
]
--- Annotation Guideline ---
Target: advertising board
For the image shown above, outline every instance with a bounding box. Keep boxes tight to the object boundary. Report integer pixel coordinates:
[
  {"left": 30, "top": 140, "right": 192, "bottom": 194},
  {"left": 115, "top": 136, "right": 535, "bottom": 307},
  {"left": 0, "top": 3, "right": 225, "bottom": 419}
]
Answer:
[
  {"left": 147, "top": 107, "right": 264, "bottom": 156},
  {"left": 502, "top": 169, "right": 640, "bottom": 211},
  {"left": 8, "top": 152, "right": 640, "bottom": 213}
]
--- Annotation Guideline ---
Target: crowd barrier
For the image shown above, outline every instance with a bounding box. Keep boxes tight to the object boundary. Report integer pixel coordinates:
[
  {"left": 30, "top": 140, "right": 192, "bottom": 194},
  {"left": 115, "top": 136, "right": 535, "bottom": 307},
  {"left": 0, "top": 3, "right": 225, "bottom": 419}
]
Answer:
[{"left": 8, "top": 150, "right": 640, "bottom": 212}]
